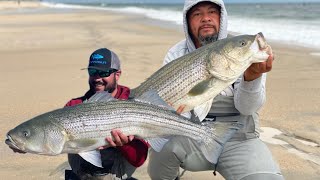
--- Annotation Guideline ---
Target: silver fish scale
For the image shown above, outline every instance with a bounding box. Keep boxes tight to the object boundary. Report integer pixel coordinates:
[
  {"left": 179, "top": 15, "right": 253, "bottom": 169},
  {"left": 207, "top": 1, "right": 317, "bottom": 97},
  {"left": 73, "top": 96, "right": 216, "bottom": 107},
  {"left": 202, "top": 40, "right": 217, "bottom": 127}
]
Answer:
[
  {"left": 133, "top": 49, "right": 211, "bottom": 104},
  {"left": 49, "top": 100, "right": 210, "bottom": 141}
]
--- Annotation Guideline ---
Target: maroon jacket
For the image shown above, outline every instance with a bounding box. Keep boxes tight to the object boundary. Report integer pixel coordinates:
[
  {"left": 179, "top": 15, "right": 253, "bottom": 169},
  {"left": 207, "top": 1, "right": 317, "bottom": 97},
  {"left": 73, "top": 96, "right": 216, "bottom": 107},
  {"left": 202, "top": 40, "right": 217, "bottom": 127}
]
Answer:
[{"left": 65, "top": 85, "right": 149, "bottom": 167}]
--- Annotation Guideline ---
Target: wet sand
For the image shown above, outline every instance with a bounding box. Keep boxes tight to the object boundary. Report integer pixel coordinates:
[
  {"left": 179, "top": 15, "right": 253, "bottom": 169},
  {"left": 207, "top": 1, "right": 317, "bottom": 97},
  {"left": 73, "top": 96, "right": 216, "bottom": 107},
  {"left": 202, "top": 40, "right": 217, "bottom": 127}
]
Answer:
[{"left": 0, "top": 1, "right": 319, "bottom": 179}]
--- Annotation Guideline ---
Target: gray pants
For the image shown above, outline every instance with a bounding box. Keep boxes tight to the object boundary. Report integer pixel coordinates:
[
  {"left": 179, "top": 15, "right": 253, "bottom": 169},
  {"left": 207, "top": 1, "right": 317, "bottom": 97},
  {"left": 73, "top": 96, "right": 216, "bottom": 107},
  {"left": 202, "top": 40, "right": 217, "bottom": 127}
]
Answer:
[{"left": 148, "top": 136, "right": 284, "bottom": 180}]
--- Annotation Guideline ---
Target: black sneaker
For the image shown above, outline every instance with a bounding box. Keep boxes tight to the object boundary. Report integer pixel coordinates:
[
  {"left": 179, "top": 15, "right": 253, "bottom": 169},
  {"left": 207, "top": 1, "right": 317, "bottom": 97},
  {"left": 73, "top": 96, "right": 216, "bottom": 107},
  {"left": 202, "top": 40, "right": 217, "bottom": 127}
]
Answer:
[
  {"left": 65, "top": 170, "right": 80, "bottom": 180},
  {"left": 126, "top": 177, "right": 138, "bottom": 180}
]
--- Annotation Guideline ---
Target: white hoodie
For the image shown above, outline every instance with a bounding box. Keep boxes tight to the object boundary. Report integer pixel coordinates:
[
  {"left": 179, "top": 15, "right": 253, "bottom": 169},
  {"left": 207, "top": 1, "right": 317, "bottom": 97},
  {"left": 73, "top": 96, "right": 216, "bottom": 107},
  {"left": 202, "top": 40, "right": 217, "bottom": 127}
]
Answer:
[
  {"left": 164, "top": 0, "right": 228, "bottom": 65},
  {"left": 163, "top": 0, "right": 267, "bottom": 122}
]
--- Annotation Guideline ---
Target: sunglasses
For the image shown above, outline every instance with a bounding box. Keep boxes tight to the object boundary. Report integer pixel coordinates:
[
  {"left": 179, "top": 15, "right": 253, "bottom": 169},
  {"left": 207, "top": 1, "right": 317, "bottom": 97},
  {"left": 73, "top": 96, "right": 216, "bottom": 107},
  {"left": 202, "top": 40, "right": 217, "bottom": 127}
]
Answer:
[{"left": 88, "top": 69, "right": 118, "bottom": 77}]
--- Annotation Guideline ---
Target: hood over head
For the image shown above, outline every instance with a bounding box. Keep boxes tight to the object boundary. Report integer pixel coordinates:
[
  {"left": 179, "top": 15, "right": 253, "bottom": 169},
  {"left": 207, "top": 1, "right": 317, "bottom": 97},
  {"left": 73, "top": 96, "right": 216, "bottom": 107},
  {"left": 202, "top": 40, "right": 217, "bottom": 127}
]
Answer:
[{"left": 183, "top": 0, "right": 228, "bottom": 51}]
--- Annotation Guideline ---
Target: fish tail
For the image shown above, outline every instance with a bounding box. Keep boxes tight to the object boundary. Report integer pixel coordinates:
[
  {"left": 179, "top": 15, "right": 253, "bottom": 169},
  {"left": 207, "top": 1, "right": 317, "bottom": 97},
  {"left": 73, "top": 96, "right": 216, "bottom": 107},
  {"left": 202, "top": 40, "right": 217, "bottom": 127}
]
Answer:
[
  {"left": 49, "top": 161, "right": 71, "bottom": 176},
  {"left": 199, "top": 121, "right": 242, "bottom": 164}
]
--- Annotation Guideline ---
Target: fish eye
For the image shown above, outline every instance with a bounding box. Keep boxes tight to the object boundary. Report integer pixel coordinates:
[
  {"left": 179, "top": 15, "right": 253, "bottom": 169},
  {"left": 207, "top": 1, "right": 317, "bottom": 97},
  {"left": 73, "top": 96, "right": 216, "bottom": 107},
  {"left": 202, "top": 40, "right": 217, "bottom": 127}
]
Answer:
[
  {"left": 22, "top": 130, "right": 30, "bottom": 137},
  {"left": 239, "top": 40, "right": 247, "bottom": 46}
]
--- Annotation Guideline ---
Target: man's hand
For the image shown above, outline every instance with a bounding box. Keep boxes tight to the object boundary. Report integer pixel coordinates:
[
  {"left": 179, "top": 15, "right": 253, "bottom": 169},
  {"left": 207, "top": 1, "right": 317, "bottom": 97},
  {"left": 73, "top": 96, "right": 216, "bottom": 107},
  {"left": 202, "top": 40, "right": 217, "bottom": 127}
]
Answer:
[
  {"left": 99, "top": 129, "right": 134, "bottom": 149},
  {"left": 244, "top": 45, "right": 274, "bottom": 81},
  {"left": 176, "top": 105, "right": 186, "bottom": 114}
]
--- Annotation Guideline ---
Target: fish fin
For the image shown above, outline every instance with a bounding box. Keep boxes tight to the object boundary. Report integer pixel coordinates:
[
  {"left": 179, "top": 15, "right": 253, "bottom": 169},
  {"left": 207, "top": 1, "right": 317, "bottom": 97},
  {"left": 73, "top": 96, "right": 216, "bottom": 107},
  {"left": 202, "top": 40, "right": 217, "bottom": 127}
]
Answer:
[
  {"left": 193, "top": 99, "right": 214, "bottom": 121},
  {"left": 49, "top": 161, "right": 71, "bottom": 176},
  {"left": 198, "top": 121, "right": 243, "bottom": 164},
  {"left": 135, "top": 90, "right": 175, "bottom": 111},
  {"left": 147, "top": 137, "right": 170, "bottom": 152},
  {"left": 86, "top": 91, "right": 116, "bottom": 103},
  {"left": 180, "top": 111, "right": 191, "bottom": 119},
  {"left": 79, "top": 150, "right": 103, "bottom": 168},
  {"left": 188, "top": 79, "right": 212, "bottom": 96}
]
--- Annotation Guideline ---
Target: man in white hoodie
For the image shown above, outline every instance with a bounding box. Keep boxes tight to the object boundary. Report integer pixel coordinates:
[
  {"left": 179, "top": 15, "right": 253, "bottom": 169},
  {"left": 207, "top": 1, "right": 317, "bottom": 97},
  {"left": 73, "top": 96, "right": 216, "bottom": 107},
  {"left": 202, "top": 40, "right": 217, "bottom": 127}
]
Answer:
[{"left": 147, "top": 1, "right": 284, "bottom": 180}]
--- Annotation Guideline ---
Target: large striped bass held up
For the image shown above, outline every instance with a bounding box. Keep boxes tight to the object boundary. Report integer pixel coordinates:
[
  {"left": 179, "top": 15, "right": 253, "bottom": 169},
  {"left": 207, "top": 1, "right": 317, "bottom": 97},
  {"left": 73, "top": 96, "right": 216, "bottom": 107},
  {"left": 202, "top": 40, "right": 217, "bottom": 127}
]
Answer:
[
  {"left": 131, "top": 33, "right": 271, "bottom": 119},
  {"left": 5, "top": 91, "right": 242, "bottom": 166}
]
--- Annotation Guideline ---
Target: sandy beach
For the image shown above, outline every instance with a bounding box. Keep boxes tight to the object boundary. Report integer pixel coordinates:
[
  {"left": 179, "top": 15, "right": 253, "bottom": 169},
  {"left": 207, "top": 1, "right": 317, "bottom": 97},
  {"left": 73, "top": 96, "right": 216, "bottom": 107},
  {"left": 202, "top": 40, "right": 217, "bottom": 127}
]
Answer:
[{"left": 0, "top": 1, "right": 319, "bottom": 179}]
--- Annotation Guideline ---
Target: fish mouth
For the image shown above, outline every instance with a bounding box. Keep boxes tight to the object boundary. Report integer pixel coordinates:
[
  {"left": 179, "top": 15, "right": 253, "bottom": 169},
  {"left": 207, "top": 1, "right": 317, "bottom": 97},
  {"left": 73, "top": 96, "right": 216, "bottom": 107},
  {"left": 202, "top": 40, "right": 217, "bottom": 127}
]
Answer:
[
  {"left": 250, "top": 32, "right": 270, "bottom": 62},
  {"left": 5, "top": 134, "right": 25, "bottom": 153},
  {"left": 256, "top": 32, "right": 267, "bottom": 49}
]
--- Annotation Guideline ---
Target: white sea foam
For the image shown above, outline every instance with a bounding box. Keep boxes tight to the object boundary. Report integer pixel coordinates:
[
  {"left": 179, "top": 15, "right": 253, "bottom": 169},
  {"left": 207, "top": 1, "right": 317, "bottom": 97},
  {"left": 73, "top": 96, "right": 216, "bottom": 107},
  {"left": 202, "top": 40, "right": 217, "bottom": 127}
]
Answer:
[
  {"left": 228, "top": 16, "right": 320, "bottom": 49},
  {"left": 42, "top": 2, "right": 183, "bottom": 24},
  {"left": 108, "top": 6, "right": 183, "bottom": 25}
]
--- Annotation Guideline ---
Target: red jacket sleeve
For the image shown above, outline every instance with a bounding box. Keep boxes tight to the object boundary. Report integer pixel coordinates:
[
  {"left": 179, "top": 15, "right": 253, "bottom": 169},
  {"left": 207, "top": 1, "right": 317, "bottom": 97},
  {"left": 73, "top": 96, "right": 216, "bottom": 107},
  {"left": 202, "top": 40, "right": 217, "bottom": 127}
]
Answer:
[
  {"left": 65, "top": 99, "right": 83, "bottom": 107},
  {"left": 117, "top": 138, "right": 149, "bottom": 167}
]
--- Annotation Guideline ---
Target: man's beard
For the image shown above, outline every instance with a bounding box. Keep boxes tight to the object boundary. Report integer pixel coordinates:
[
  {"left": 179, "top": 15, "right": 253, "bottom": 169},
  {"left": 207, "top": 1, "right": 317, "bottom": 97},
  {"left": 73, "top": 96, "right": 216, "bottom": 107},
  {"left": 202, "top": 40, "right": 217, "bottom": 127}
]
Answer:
[
  {"left": 105, "top": 81, "right": 116, "bottom": 93},
  {"left": 89, "top": 75, "right": 116, "bottom": 93},
  {"left": 105, "top": 75, "right": 117, "bottom": 93},
  {"left": 198, "top": 33, "right": 219, "bottom": 46}
]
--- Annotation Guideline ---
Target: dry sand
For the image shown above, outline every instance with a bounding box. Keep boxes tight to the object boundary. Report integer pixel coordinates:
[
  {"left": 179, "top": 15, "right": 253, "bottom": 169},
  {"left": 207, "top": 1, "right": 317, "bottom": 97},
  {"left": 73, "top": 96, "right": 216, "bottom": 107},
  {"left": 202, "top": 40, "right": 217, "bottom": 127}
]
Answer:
[{"left": 0, "top": 1, "right": 319, "bottom": 179}]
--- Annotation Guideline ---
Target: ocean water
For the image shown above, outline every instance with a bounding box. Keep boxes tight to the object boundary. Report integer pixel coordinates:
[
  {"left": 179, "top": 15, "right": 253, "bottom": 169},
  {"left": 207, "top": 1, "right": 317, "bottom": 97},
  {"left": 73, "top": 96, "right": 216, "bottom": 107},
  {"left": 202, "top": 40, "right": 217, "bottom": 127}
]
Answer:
[{"left": 42, "top": 0, "right": 320, "bottom": 49}]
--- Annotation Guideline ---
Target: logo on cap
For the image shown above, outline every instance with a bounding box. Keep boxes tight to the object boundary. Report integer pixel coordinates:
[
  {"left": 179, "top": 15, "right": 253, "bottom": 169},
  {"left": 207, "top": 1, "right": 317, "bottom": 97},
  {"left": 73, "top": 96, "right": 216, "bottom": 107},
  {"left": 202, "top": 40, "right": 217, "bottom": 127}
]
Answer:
[
  {"left": 92, "top": 54, "right": 104, "bottom": 60},
  {"left": 90, "top": 54, "right": 107, "bottom": 65}
]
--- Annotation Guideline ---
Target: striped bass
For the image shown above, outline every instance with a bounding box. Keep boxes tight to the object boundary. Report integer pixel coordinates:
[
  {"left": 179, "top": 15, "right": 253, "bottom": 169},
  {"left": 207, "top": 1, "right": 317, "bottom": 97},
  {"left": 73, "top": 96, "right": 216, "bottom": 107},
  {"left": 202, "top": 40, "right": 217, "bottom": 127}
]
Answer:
[
  {"left": 5, "top": 91, "right": 242, "bottom": 166},
  {"left": 131, "top": 33, "right": 270, "bottom": 119}
]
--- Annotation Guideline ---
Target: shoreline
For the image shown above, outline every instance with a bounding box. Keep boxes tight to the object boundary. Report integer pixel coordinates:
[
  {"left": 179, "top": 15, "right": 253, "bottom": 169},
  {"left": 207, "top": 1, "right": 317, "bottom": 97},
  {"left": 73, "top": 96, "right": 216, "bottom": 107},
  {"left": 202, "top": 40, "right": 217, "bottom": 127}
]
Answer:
[
  {"left": 0, "top": 2, "right": 319, "bottom": 180},
  {"left": 2, "top": 1, "right": 320, "bottom": 52}
]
